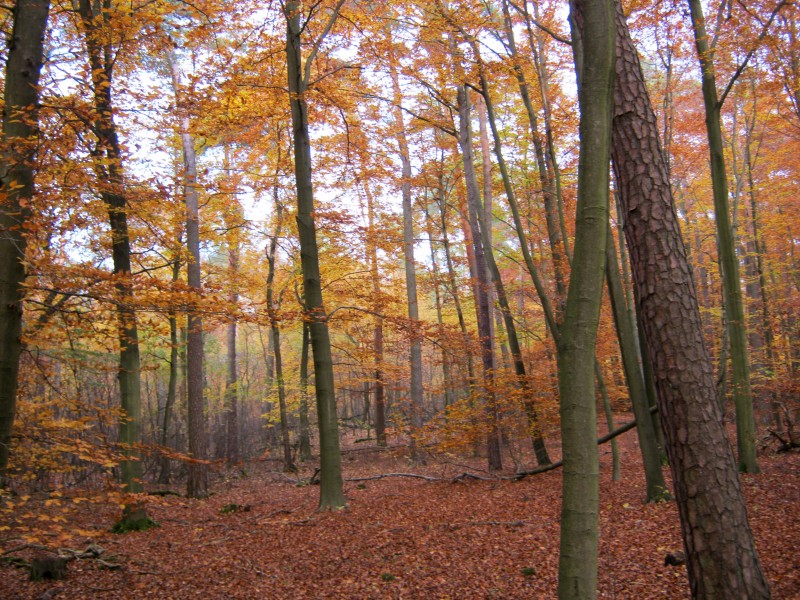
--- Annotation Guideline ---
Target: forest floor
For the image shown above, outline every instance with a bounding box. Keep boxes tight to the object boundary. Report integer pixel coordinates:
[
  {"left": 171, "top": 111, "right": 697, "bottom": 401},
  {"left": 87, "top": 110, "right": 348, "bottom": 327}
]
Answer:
[{"left": 1, "top": 423, "right": 798, "bottom": 599}]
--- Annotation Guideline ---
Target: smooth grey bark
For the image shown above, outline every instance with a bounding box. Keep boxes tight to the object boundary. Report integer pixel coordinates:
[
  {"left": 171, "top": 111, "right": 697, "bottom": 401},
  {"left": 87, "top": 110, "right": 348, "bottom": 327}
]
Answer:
[
  {"left": 0, "top": 0, "right": 50, "bottom": 484},
  {"left": 388, "top": 49, "right": 425, "bottom": 464},
  {"left": 557, "top": 0, "right": 615, "bottom": 597},
  {"left": 266, "top": 201, "right": 295, "bottom": 473},
  {"left": 687, "top": 0, "right": 759, "bottom": 474},
  {"left": 167, "top": 49, "right": 208, "bottom": 499},
  {"left": 285, "top": 0, "right": 345, "bottom": 510},
  {"left": 608, "top": 0, "right": 770, "bottom": 596},
  {"left": 365, "top": 186, "right": 386, "bottom": 446},
  {"left": 473, "top": 78, "right": 550, "bottom": 467},
  {"left": 457, "top": 85, "right": 502, "bottom": 472},
  {"left": 298, "top": 321, "right": 312, "bottom": 461}
]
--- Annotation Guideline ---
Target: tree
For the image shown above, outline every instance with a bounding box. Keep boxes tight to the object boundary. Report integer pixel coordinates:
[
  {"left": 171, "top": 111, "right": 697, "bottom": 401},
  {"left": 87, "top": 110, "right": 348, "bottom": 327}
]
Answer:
[
  {"left": 557, "top": 0, "right": 615, "bottom": 597},
  {"left": 388, "top": 39, "right": 425, "bottom": 464},
  {"left": 686, "top": 0, "right": 760, "bottom": 474},
  {"left": 167, "top": 47, "right": 209, "bottom": 499},
  {"left": 76, "top": 0, "right": 151, "bottom": 528},
  {"left": 0, "top": 0, "right": 51, "bottom": 485},
  {"left": 284, "top": 0, "right": 345, "bottom": 510},
  {"left": 608, "top": 0, "right": 770, "bottom": 595}
]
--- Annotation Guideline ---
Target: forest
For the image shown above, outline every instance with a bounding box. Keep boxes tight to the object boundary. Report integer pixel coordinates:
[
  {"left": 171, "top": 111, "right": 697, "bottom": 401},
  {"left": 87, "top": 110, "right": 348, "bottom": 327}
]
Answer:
[{"left": 0, "top": 0, "right": 799, "bottom": 598}]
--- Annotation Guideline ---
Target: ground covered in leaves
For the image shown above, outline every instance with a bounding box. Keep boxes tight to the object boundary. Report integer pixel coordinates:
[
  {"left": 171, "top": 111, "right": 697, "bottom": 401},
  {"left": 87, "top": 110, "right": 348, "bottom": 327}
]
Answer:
[{"left": 1, "top": 431, "right": 798, "bottom": 599}]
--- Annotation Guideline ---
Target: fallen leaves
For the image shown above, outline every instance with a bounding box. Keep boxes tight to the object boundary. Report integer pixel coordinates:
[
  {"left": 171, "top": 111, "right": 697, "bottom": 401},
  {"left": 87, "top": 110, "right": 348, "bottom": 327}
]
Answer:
[{"left": 0, "top": 435, "right": 798, "bottom": 599}]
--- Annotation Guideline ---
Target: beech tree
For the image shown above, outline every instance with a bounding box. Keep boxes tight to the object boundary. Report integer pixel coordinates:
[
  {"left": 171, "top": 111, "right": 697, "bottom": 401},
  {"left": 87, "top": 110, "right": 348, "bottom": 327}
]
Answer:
[
  {"left": 558, "top": 0, "right": 615, "bottom": 596},
  {"left": 284, "top": 0, "right": 346, "bottom": 510},
  {"left": 0, "top": 0, "right": 51, "bottom": 485},
  {"left": 75, "top": 0, "right": 152, "bottom": 528}
]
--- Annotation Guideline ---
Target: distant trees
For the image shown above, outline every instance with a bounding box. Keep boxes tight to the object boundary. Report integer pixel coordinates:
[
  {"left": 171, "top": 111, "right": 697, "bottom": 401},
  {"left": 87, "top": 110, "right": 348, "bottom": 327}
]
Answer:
[{"left": 1, "top": 6, "right": 796, "bottom": 598}]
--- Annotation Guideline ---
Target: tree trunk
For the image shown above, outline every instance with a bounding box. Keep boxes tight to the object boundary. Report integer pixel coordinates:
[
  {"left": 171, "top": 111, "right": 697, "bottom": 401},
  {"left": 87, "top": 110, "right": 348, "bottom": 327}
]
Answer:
[
  {"left": 609, "top": 0, "right": 770, "bottom": 596},
  {"left": 298, "top": 321, "right": 312, "bottom": 461},
  {"left": 388, "top": 49, "right": 425, "bottom": 464},
  {"left": 501, "top": 0, "right": 568, "bottom": 311},
  {"left": 158, "top": 259, "right": 181, "bottom": 485},
  {"left": 457, "top": 85, "right": 502, "bottom": 472},
  {"left": 424, "top": 204, "right": 455, "bottom": 410},
  {"left": 223, "top": 145, "right": 240, "bottom": 464},
  {"left": 267, "top": 201, "right": 295, "bottom": 473},
  {"left": 475, "top": 80, "right": 550, "bottom": 467},
  {"left": 605, "top": 221, "right": 669, "bottom": 500},
  {"left": 557, "top": 1, "right": 615, "bottom": 596},
  {"left": 285, "top": 0, "right": 345, "bottom": 510},
  {"left": 167, "top": 49, "right": 208, "bottom": 499},
  {"left": 365, "top": 186, "right": 387, "bottom": 446},
  {"left": 687, "top": 0, "right": 759, "bottom": 474},
  {"left": 78, "top": 0, "right": 150, "bottom": 526},
  {"left": 0, "top": 0, "right": 50, "bottom": 484}
]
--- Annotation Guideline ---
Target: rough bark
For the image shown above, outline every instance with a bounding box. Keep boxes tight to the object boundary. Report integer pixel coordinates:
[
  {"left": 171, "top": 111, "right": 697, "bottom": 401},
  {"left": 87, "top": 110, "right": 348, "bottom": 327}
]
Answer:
[
  {"left": 609, "top": 1, "right": 770, "bottom": 596},
  {"left": 0, "top": 0, "right": 50, "bottom": 484},
  {"left": 558, "top": 0, "right": 615, "bottom": 596}
]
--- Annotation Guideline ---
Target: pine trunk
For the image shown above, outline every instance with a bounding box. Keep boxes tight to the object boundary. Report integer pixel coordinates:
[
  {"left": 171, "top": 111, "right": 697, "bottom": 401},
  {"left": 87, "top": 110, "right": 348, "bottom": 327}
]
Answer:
[{"left": 609, "top": 1, "right": 770, "bottom": 596}]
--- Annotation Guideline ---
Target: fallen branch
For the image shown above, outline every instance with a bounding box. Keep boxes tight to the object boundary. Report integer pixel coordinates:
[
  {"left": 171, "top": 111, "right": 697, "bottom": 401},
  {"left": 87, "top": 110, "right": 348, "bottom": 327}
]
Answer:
[
  {"left": 513, "top": 413, "right": 645, "bottom": 481},
  {"left": 347, "top": 472, "right": 441, "bottom": 482}
]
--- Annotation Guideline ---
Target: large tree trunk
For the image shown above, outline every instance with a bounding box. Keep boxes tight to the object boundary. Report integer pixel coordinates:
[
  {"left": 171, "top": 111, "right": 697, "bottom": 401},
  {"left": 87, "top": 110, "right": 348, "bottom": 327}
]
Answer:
[
  {"left": 285, "top": 0, "right": 345, "bottom": 510},
  {"left": 0, "top": 0, "right": 50, "bottom": 484},
  {"left": 167, "top": 49, "right": 208, "bottom": 499},
  {"left": 557, "top": 0, "right": 615, "bottom": 597},
  {"left": 608, "top": 1, "right": 770, "bottom": 596},
  {"left": 78, "top": 0, "right": 150, "bottom": 526},
  {"left": 686, "top": 0, "right": 759, "bottom": 474}
]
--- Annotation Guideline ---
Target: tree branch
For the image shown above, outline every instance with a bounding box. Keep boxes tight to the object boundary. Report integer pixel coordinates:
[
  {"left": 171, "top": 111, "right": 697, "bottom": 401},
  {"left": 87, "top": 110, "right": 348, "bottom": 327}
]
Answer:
[{"left": 719, "top": 0, "right": 789, "bottom": 108}]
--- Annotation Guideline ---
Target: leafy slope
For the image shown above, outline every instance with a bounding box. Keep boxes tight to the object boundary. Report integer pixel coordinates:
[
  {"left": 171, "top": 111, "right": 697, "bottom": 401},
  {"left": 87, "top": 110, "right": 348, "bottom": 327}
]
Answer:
[{"left": 1, "top": 434, "right": 797, "bottom": 599}]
